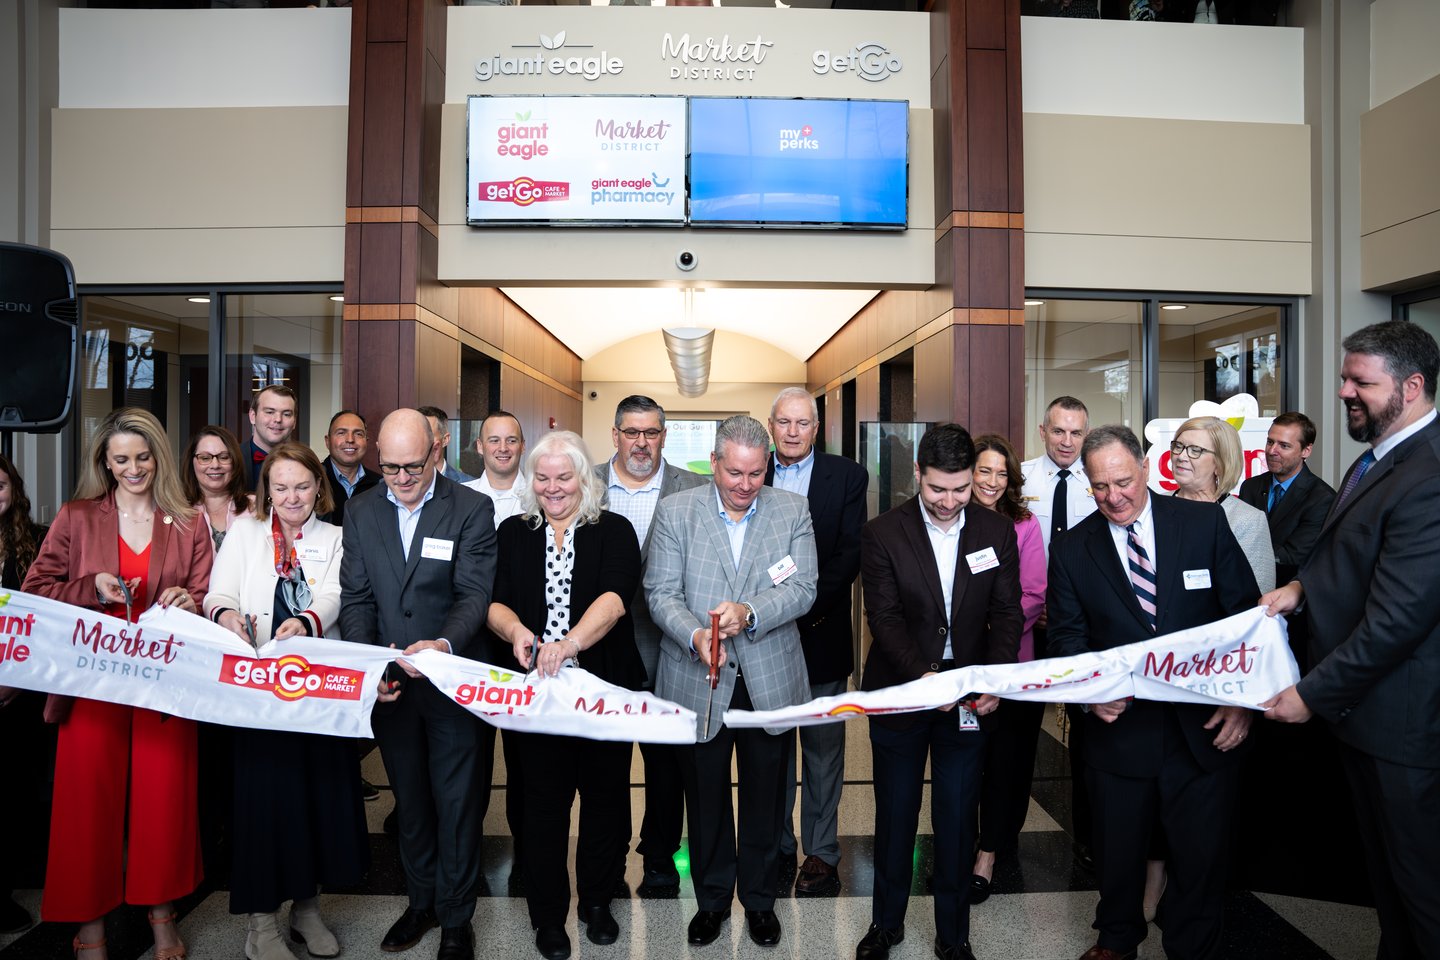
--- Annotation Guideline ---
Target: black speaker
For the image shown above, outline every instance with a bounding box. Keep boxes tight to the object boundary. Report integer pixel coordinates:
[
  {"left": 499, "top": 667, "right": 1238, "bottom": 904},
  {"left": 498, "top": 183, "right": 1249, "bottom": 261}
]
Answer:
[{"left": 0, "top": 241, "right": 78, "bottom": 432}]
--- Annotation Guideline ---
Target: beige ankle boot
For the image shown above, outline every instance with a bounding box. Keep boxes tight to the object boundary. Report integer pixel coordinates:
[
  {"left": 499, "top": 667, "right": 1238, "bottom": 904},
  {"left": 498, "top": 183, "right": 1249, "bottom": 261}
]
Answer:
[
  {"left": 246, "top": 912, "right": 299, "bottom": 960},
  {"left": 289, "top": 898, "right": 340, "bottom": 958}
]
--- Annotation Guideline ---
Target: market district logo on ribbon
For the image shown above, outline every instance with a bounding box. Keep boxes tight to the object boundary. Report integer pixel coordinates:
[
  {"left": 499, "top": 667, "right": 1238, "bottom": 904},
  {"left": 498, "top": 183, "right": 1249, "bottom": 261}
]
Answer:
[
  {"left": 0, "top": 590, "right": 695, "bottom": 744},
  {"left": 724, "top": 606, "right": 1298, "bottom": 729}
]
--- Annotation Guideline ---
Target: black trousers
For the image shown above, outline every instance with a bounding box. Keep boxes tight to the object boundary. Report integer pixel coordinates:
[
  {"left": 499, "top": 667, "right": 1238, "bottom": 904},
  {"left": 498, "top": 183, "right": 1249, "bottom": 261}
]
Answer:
[
  {"left": 500, "top": 727, "right": 528, "bottom": 864},
  {"left": 1338, "top": 743, "right": 1440, "bottom": 960},
  {"left": 518, "top": 733, "right": 631, "bottom": 929},
  {"left": 870, "top": 711, "right": 985, "bottom": 949},
  {"left": 372, "top": 678, "right": 493, "bottom": 928},
  {"left": 977, "top": 699, "right": 1045, "bottom": 855},
  {"left": 1087, "top": 709, "right": 1238, "bottom": 960},
  {"left": 635, "top": 740, "right": 685, "bottom": 869},
  {"left": 1066, "top": 703, "right": 1093, "bottom": 848},
  {"left": 677, "top": 675, "right": 792, "bottom": 912}
]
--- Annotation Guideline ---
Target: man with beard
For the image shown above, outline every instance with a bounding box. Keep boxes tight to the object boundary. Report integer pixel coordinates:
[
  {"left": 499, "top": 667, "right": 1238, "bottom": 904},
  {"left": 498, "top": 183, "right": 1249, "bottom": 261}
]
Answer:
[
  {"left": 594, "top": 395, "right": 706, "bottom": 895},
  {"left": 318, "top": 410, "right": 379, "bottom": 526},
  {"left": 1262, "top": 321, "right": 1440, "bottom": 960}
]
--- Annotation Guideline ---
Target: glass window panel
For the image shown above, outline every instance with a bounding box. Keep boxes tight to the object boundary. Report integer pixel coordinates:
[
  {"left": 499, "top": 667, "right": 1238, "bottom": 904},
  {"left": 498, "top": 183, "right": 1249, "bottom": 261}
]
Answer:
[
  {"left": 1158, "top": 303, "right": 1283, "bottom": 418},
  {"left": 1023, "top": 299, "right": 1143, "bottom": 460},
  {"left": 224, "top": 293, "right": 343, "bottom": 451},
  {"left": 1405, "top": 296, "right": 1440, "bottom": 344},
  {"left": 78, "top": 295, "right": 212, "bottom": 462}
]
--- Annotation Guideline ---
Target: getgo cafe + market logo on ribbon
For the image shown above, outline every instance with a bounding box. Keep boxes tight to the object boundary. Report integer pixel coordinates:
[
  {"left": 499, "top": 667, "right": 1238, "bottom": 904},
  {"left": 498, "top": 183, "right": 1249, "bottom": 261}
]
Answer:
[{"left": 220, "top": 654, "right": 366, "bottom": 702}]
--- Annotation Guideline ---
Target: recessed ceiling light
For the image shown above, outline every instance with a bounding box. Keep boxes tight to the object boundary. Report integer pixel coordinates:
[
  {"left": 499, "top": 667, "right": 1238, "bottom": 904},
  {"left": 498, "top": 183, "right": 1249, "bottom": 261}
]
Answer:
[
  {"left": 330, "top": 295, "right": 344, "bottom": 302},
  {"left": 1161, "top": 304, "right": 1188, "bottom": 311},
  {"left": 1024, "top": 300, "right": 1044, "bottom": 306},
  {"left": 187, "top": 296, "right": 210, "bottom": 304}
]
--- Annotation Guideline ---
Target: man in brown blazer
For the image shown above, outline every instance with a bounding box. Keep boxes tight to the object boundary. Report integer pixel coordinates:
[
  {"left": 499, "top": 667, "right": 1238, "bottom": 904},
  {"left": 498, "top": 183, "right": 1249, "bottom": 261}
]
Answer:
[{"left": 856, "top": 424, "right": 1022, "bottom": 960}]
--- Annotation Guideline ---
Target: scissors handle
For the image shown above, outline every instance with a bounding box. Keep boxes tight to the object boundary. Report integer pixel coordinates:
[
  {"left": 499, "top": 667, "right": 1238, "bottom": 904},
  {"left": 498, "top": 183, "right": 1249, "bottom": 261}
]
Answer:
[{"left": 706, "top": 612, "right": 721, "bottom": 690}]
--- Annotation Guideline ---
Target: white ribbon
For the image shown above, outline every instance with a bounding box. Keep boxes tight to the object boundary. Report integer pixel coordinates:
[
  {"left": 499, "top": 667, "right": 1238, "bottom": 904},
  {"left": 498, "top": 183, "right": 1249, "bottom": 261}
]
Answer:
[
  {"left": 724, "top": 607, "right": 1297, "bottom": 728},
  {"left": 0, "top": 590, "right": 695, "bottom": 744}
]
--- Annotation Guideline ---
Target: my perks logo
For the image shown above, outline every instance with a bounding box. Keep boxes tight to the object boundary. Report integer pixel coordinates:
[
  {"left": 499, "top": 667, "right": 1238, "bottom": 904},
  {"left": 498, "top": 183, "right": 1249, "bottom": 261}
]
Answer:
[
  {"left": 779, "top": 124, "right": 819, "bottom": 152},
  {"left": 220, "top": 654, "right": 365, "bottom": 702},
  {"left": 454, "top": 669, "right": 536, "bottom": 714}
]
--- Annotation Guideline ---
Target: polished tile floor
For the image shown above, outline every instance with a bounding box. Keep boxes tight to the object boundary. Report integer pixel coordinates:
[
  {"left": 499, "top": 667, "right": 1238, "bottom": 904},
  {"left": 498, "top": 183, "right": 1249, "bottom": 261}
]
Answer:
[{"left": 0, "top": 711, "right": 1381, "bottom": 960}]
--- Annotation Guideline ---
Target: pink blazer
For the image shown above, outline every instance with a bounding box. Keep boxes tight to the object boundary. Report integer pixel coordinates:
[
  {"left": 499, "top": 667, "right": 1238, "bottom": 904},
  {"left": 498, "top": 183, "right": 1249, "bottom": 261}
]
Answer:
[{"left": 22, "top": 493, "right": 213, "bottom": 612}]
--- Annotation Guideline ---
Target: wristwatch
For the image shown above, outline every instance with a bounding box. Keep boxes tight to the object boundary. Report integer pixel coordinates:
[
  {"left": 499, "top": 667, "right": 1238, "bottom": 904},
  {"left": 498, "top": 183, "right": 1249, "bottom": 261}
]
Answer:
[{"left": 742, "top": 602, "right": 757, "bottom": 633}]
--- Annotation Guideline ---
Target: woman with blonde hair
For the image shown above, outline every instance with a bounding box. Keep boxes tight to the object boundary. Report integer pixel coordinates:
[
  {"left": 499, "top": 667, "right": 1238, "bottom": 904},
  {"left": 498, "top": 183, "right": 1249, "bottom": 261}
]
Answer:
[
  {"left": 1169, "top": 415, "right": 1275, "bottom": 593},
  {"left": 205, "top": 442, "right": 366, "bottom": 960},
  {"left": 23, "top": 407, "right": 212, "bottom": 959},
  {"left": 486, "top": 431, "right": 643, "bottom": 960}
]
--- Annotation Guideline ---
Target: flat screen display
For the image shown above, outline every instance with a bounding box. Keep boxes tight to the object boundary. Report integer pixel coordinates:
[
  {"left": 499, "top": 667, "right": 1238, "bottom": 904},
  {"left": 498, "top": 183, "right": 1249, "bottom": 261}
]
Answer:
[
  {"left": 688, "top": 97, "right": 909, "bottom": 230},
  {"left": 467, "top": 95, "right": 687, "bottom": 225}
]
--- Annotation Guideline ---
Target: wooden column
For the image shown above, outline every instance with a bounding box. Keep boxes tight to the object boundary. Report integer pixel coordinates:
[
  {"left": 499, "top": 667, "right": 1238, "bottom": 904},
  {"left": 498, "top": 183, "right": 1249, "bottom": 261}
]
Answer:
[
  {"left": 342, "top": 0, "right": 458, "bottom": 444},
  {"left": 921, "top": 0, "right": 1025, "bottom": 442}
]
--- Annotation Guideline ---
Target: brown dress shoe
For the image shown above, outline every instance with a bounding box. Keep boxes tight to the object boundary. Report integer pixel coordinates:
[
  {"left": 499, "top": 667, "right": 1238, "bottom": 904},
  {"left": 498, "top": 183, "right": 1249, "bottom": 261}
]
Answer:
[
  {"left": 794, "top": 855, "right": 842, "bottom": 896},
  {"left": 1077, "top": 947, "right": 1138, "bottom": 960}
]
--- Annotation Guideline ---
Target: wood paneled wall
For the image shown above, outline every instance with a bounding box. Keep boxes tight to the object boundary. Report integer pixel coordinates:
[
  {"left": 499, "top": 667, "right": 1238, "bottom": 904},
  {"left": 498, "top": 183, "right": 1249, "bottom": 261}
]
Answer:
[
  {"left": 342, "top": 0, "right": 582, "bottom": 464},
  {"left": 807, "top": 0, "right": 1026, "bottom": 447}
]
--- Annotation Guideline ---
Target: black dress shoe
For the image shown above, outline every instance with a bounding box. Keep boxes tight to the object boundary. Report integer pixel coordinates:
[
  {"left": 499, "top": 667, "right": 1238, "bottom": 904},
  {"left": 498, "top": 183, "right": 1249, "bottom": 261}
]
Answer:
[
  {"left": 0, "top": 897, "right": 34, "bottom": 936},
  {"left": 437, "top": 926, "right": 473, "bottom": 960},
  {"left": 1072, "top": 841, "right": 1095, "bottom": 871},
  {"left": 968, "top": 873, "right": 992, "bottom": 904},
  {"left": 856, "top": 924, "right": 905, "bottom": 960},
  {"left": 794, "top": 855, "right": 842, "bottom": 896},
  {"left": 687, "top": 909, "right": 730, "bottom": 945},
  {"left": 935, "top": 940, "right": 977, "bottom": 960},
  {"left": 638, "top": 860, "right": 681, "bottom": 894},
  {"left": 579, "top": 904, "right": 619, "bottom": 945},
  {"left": 381, "top": 907, "right": 437, "bottom": 953},
  {"left": 534, "top": 925, "right": 570, "bottom": 960},
  {"left": 744, "top": 909, "right": 781, "bottom": 947}
]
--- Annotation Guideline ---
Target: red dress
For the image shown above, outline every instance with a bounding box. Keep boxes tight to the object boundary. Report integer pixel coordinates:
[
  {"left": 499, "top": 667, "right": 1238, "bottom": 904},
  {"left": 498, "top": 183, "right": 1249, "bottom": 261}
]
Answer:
[{"left": 41, "top": 538, "right": 204, "bottom": 921}]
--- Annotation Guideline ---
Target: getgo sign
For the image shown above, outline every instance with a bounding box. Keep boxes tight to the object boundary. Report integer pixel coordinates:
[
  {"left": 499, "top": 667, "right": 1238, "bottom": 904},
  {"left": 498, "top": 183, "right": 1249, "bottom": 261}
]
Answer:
[
  {"left": 812, "top": 42, "right": 903, "bottom": 82},
  {"left": 220, "top": 654, "right": 365, "bottom": 702}
]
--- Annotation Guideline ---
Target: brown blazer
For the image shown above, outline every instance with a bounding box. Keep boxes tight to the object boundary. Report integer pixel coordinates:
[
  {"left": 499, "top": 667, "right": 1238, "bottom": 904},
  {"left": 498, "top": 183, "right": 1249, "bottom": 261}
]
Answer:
[
  {"left": 859, "top": 498, "right": 1022, "bottom": 730},
  {"left": 22, "top": 493, "right": 213, "bottom": 612}
]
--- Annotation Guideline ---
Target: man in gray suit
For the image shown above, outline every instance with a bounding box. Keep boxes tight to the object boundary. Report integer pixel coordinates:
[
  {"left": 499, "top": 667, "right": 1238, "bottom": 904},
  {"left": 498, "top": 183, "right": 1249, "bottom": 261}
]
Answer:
[
  {"left": 340, "top": 409, "right": 497, "bottom": 960},
  {"left": 593, "top": 394, "right": 707, "bottom": 895},
  {"left": 647, "top": 415, "right": 818, "bottom": 949}
]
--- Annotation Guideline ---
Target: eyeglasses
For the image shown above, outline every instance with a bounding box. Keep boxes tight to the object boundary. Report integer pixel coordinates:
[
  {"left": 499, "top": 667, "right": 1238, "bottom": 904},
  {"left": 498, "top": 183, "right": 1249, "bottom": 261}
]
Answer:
[
  {"left": 194, "top": 453, "right": 233, "bottom": 465},
  {"left": 618, "top": 428, "right": 664, "bottom": 440},
  {"left": 1169, "top": 441, "right": 1215, "bottom": 460},
  {"left": 773, "top": 419, "right": 814, "bottom": 431},
  {"left": 379, "top": 461, "right": 428, "bottom": 476}
]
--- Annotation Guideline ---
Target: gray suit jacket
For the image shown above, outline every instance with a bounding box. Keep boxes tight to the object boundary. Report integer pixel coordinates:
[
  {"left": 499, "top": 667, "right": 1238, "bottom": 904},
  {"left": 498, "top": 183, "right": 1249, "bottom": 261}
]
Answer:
[
  {"left": 646, "top": 483, "right": 817, "bottom": 741},
  {"left": 594, "top": 459, "right": 709, "bottom": 688}
]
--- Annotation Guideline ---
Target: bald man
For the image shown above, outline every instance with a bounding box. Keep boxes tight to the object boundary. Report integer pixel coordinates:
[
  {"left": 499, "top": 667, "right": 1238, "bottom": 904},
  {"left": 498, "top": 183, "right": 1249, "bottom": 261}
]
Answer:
[{"left": 340, "top": 409, "right": 497, "bottom": 960}]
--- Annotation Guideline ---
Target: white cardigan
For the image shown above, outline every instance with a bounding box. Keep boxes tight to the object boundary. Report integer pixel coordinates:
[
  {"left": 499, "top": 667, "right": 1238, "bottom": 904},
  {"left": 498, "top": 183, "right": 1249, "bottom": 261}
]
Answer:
[{"left": 203, "top": 512, "right": 344, "bottom": 642}]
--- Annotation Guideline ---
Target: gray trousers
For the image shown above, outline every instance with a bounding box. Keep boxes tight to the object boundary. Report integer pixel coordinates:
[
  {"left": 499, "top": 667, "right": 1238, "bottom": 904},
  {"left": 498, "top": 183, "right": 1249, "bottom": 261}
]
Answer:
[{"left": 779, "top": 679, "right": 847, "bottom": 865}]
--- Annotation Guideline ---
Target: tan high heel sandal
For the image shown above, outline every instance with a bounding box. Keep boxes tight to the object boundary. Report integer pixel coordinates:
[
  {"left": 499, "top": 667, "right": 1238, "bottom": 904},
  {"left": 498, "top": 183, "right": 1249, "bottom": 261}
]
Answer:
[
  {"left": 148, "top": 911, "right": 187, "bottom": 960},
  {"left": 72, "top": 934, "right": 106, "bottom": 958}
]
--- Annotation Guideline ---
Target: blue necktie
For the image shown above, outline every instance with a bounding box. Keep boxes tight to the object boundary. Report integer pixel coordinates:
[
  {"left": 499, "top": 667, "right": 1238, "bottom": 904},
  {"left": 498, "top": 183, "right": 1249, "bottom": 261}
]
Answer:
[
  {"left": 1334, "top": 450, "right": 1376, "bottom": 511},
  {"left": 1267, "top": 481, "right": 1286, "bottom": 513}
]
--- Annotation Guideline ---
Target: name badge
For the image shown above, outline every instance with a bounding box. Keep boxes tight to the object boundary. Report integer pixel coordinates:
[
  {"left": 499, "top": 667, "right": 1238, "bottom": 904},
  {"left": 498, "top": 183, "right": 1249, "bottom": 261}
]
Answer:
[
  {"left": 1021, "top": 495, "right": 1041, "bottom": 503},
  {"left": 768, "top": 554, "right": 798, "bottom": 586},
  {"left": 958, "top": 702, "right": 980, "bottom": 731},
  {"left": 296, "top": 542, "right": 328, "bottom": 563},
  {"left": 965, "top": 547, "right": 999, "bottom": 574},
  {"left": 1183, "top": 568, "right": 1212, "bottom": 590},
  {"left": 421, "top": 537, "right": 455, "bottom": 562}
]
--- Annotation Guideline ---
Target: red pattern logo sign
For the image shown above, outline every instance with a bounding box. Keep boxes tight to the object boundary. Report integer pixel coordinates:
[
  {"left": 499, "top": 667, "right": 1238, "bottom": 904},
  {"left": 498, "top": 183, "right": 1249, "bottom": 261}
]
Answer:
[{"left": 219, "top": 654, "right": 365, "bottom": 702}]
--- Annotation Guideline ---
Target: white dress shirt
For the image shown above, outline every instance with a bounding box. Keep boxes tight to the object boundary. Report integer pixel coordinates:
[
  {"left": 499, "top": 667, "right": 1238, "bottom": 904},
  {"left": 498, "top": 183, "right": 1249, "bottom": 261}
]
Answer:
[
  {"left": 464, "top": 471, "right": 526, "bottom": 528},
  {"left": 920, "top": 505, "right": 966, "bottom": 661},
  {"left": 1020, "top": 452, "right": 1097, "bottom": 557}
]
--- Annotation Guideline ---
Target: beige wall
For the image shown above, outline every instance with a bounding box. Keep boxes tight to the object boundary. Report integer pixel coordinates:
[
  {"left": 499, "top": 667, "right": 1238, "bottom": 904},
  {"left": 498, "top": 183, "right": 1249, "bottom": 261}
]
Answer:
[
  {"left": 1023, "top": 113, "right": 1311, "bottom": 295},
  {"left": 580, "top": 330, "right": 804, "bottom": 458},
  {"left": 1359, "top": 71, "right": 1440, "bottom": 291},
  {"left": 49, "top": 106, "right": 346, "bottom": 284}
]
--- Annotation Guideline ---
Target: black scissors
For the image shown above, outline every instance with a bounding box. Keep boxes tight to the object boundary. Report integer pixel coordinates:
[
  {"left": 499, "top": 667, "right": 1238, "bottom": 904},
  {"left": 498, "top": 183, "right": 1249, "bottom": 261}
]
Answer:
[{"left": 118, "top": 577, "right": 134, "bottom": 625}]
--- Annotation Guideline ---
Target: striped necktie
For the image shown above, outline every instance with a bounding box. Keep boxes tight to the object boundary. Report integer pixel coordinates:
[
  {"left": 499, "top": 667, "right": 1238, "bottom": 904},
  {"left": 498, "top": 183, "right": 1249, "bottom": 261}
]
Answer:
[
  {"left": 1126, "top": 522, "right": 1158, "bottom": 632},
  {"left": 1334, "top": 450, "right": 1375, "bottom": 511}
]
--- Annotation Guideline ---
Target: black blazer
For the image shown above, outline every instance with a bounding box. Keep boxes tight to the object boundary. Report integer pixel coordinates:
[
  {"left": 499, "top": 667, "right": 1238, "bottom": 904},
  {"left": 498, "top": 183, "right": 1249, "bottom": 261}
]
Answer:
[
  {"left": 859, "top": 499, "right": 1022, "bottom": 730},
  {"left": 338, "top": 476, "right": 497, "bottom": 660},
  {"left": 1048, "top": 495, "right": 1260, "bottom": 776},
  {"left": 1237, "top": 463, "right": 1336, "bottom": 585},
  {"left": 765, "top": 451, "right": 868, "bottom": 684},
  {"left": 317, "top": 456, "right": 381, "bottom": 527},
  {"left": 492, "top": 510, "right": 644, "bottom": 690},
  {"left": 1296, "top": 418, "right": 1440, "bottom": 768}
]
